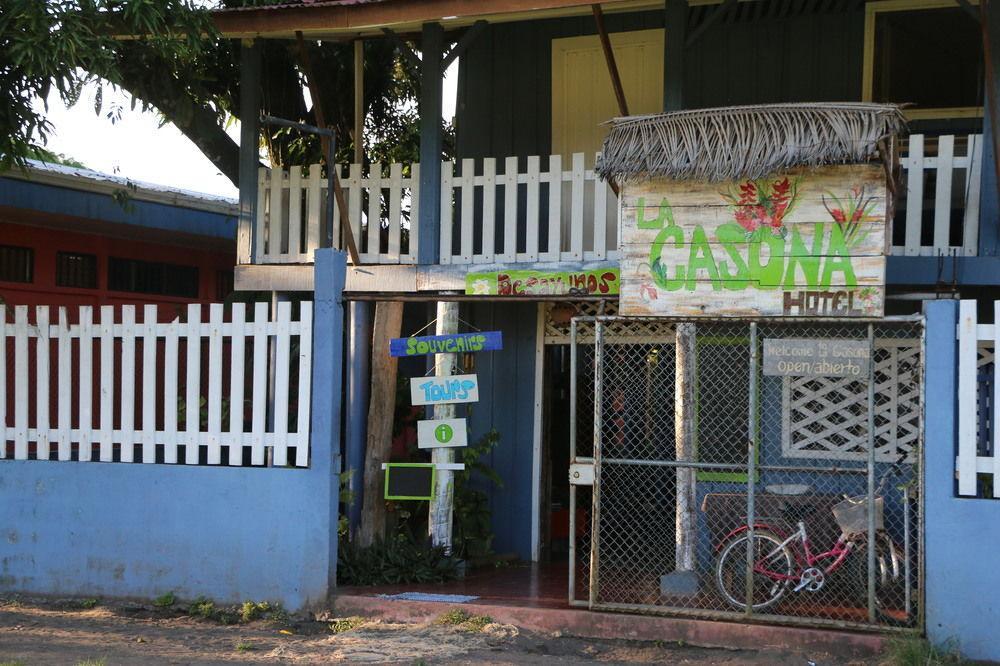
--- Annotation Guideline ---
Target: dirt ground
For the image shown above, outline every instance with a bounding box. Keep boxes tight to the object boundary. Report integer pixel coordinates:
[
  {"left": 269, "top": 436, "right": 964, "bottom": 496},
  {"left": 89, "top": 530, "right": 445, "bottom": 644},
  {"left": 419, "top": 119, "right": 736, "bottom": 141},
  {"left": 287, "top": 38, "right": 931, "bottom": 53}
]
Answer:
[{"left": 0, "top": 597, "right": 884, "bottom": 665}]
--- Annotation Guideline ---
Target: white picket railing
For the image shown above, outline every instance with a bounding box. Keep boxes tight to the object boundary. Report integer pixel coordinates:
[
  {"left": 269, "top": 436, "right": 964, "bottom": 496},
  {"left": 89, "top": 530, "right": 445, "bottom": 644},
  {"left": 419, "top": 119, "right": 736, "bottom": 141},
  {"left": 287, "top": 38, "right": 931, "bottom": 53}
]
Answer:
[
  {"left": 254, "top": 163, "right": 419, "bottom": 265},
  {"left": 250, "top": 135, "right": 984, "bottom": 266},
  {"left": 894, "top": 134, "right": 982, "bottom": 257},
  {"left": 440, "top": 153, "right": 618, "bottom": 264},
  {"left": 956, "top": 300, "right": 1000, "bottom": 497},
  {"left": 0, "top": 303, "right": 312, "bottom": 468}
]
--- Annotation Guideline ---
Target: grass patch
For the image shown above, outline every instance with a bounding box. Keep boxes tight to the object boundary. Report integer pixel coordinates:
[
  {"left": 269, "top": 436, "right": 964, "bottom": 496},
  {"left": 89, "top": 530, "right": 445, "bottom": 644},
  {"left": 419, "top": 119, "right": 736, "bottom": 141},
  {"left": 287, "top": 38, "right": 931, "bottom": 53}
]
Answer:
[
  {"left": 460, "top": 615, "right": 493, "bottom": 632},
  {"left": 152, "top": 592, "right": 176, "bottom": 608},
  {"left": 330, "top": 616, "right": 366, "bottom": 634},
  {"left": 235, "top": 641, "right": 255, "bottom": 652},
  {"left": 75, "top": 660, "right": 107, "bottom": 666},
  {"left": 0, "top": 660, "right": 27, "bottom": 666},
  {"left": 76, "top": 598, "right": 99, "bottom": 610},
  {"left": 884, "top": 637, "right": 967, "bottom": 666},
  {"left": 434, "top": 609, "right": 470, "bottom": 626},
  {"left": 188, "top": 596, "right": 216, "bottom": 619}
]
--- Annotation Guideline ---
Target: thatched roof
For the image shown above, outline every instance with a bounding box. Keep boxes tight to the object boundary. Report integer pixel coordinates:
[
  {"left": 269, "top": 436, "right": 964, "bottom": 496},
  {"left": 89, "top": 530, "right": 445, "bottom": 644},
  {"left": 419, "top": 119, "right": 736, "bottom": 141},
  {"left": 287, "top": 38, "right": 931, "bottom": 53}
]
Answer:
[{"left": 596, "top": 103, "right": 906, "bottom": 183}]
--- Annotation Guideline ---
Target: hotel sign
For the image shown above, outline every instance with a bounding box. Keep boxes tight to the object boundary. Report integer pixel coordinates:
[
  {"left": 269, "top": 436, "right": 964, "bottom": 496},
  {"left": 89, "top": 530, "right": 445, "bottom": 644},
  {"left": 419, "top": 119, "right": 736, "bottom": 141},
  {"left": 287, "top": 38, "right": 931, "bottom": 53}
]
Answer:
[{"left": 618, "top": 165, "right": 886, "bottom": 317}]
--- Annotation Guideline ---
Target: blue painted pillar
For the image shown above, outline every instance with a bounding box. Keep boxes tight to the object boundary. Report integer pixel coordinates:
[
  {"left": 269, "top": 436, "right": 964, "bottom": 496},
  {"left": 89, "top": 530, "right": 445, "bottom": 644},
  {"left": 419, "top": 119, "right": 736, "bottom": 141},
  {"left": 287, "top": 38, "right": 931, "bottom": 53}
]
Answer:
[
  {"left": 923, "top": 299, "right": 1000, "bottom": 661},
  {"left": 417, "top": 22, "right": 444, "bottom": 264},
  {"left": 345, "top": 301, "right": 371, "bottom": 535},
  {"left": 312, "top": 249, "right": 348, "bottom": 591},
  {"left": 237, "top": 40, "right": 262, "bottom": 265}
]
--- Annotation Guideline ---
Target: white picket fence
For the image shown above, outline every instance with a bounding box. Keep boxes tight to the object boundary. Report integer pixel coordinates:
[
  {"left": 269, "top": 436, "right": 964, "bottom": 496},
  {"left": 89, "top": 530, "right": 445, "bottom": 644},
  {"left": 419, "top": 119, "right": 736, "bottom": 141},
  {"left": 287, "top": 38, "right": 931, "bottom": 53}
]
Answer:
[
  {"left": 0, "top": 303, "right": 312, "bottom": 468},
  {"left": 894, "top": 134, "right": 982, "bottom": 257},
  {"left": 251, "top": 152, "right": 617, "bottom": 265},
  {"left": 956, "top": 300, "right": 1000, "bottom": 497}
]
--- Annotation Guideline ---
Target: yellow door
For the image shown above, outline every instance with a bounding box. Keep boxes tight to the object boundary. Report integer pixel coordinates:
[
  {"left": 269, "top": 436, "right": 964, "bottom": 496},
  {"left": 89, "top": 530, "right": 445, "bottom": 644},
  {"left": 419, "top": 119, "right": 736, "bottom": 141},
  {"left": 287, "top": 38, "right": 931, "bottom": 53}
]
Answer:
[{"left": 551, "top": 29, "right": 665, "bottom": 163}]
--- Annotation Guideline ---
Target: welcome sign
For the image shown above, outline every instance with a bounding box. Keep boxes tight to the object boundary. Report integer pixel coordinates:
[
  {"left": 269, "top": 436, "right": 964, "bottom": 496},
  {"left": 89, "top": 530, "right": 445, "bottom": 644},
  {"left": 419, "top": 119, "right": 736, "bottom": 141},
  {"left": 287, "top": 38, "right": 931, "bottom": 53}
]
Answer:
[{"left": 619, "top": 165, "right": 887, "bottom": 317}]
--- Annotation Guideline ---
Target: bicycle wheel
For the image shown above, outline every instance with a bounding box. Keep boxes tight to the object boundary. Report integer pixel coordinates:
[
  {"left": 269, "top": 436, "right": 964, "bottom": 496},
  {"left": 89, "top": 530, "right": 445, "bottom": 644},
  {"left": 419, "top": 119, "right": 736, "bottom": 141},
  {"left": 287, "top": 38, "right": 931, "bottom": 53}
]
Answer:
[
  {"left": 715, "top": 531, "right": 794, "bottom": 612},
  {"left": 851, "top": 533, "right": 913, "bottom": 626}
]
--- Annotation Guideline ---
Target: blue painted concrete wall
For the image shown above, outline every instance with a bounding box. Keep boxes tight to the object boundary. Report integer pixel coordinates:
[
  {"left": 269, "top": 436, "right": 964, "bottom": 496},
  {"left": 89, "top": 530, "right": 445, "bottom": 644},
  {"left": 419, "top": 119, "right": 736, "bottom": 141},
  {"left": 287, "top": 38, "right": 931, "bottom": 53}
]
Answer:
[
  {"left": 0, "top": 178, "right": 236, "bottom": 239},
  {"left": 0, "top": 251, "right": 346, "bottom": 611},
  {"left": 924, "top": 300, "right": 1000, "bottom": 661},
  {"left": 466, "top": 301, "right": 537, "bottom": 561}
]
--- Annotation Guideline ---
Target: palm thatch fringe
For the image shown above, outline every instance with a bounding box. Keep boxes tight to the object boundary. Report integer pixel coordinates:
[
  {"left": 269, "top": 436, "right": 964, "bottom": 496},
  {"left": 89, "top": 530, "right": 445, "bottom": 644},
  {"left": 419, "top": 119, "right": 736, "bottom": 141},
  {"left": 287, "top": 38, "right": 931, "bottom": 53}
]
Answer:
[{"left": 596, "top": 103, "right": 906, "bottom": 183}]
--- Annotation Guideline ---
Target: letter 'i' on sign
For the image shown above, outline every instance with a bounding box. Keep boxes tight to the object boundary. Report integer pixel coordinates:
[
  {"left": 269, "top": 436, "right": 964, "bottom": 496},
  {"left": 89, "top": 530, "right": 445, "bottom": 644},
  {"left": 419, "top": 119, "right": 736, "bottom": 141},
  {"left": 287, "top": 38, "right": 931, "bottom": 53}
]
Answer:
[
  {"left": 417, "top": 418, "right": 468, "bottom": 449},
  {"left": 409, "top": 374, "right": 480, "bottom": 405}
]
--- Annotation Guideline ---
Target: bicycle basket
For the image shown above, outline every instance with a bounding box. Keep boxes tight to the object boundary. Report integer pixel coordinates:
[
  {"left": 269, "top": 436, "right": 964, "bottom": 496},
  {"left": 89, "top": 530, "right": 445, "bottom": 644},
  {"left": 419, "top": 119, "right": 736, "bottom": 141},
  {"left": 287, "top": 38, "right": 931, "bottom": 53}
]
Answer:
[{"left": 832, "top": 495, "right": 884, "bottom": 534}]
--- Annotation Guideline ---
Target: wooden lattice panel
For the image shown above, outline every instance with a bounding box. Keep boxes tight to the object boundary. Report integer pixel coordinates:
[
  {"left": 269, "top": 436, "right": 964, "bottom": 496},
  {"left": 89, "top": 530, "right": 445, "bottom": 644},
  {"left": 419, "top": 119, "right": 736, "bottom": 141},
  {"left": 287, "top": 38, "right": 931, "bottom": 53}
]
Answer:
[{"left": 782, "top": 339, "right": 921, "bottom": 462}]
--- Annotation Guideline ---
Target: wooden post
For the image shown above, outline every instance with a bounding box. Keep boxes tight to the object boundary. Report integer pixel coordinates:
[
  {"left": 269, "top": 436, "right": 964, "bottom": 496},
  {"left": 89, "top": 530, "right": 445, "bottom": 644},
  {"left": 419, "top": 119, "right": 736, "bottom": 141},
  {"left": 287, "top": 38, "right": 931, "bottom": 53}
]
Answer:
[
  {"left": 354, "top": 39, "right": 364, "bottom": 164},
  {"left": 428, "top": 300, "right": 459, "bottom": 551},
  {"left": 674, "top": 322, "right": 697, "bottom": 572},
  {"left": 417, "top": 22, "right": 444, "bottom": 264},
  {"left": 663, "top": 0, "right": 687, "bottom": 112},
  {"left": 357, "top": 300, "right": 404, "bottom": 547},
  {"left": 237, "top": 40, "right": 262, "bottom": 265}
]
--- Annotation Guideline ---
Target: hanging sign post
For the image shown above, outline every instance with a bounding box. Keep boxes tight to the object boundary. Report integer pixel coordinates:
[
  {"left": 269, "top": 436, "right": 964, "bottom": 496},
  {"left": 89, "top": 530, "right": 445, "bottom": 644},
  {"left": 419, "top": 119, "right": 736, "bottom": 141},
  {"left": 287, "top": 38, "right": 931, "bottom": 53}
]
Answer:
[
  {"left": 389, "top": 331, "right": 503, "bottom": 357},
  {"left": 417, "top": 418, "right": 468, "bottom": 449}
]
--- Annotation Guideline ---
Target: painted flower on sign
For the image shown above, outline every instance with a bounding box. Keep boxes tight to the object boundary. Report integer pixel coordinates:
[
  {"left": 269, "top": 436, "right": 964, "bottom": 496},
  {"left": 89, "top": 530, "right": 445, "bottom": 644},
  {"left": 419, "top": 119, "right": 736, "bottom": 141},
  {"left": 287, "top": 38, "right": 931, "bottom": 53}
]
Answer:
[
  {"left": 823, "top": 185, "right": 880, "bottom": 248},
  {"left": 722, "top": 177, "right": 799, "bottom": 239}
]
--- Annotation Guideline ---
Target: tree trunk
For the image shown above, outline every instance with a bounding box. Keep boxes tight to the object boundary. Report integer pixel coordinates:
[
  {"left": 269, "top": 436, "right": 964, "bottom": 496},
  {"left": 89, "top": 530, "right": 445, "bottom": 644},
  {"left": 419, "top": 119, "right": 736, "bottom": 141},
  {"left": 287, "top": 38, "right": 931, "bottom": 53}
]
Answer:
[
  {"left": 428, "top": 301, "right": 459, "bottom": 551},
  {"left": 357, "top": 300, "right": 404, "bottom": 547}
]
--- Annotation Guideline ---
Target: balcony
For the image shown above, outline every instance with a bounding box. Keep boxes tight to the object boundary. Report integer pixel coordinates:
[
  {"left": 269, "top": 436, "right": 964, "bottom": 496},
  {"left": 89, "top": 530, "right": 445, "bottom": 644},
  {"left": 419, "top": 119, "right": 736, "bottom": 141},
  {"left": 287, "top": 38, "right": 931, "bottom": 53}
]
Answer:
[{"left": 236, "top": 134, "right": 984, "bottom": 291}]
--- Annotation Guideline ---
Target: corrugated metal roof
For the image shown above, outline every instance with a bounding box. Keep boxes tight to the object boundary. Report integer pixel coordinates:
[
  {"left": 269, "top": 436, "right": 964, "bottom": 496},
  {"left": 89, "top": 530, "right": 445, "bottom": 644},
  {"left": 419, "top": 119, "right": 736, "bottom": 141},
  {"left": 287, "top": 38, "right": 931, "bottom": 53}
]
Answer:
[{"left": 213, "top": 0, "right": 390, "bottom": 14}]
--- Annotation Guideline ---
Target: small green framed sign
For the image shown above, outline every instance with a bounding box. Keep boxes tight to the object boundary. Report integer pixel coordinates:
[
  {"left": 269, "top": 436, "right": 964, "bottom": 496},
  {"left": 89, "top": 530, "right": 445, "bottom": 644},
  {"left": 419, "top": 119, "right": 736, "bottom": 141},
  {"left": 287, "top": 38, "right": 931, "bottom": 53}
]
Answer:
[{"left": 384, "top": 463, "right": 436, "bottom": 501}]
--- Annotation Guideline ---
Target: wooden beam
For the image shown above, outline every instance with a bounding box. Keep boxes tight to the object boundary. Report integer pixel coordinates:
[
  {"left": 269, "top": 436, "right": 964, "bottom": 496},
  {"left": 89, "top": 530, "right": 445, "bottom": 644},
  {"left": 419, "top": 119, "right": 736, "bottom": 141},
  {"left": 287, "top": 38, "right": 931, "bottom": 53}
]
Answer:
[
  {"left": 295, "top": 31, "right": 362, "bottom": 265},
  {"left": 213, "top": 0, "right": 643, "bottom": 38},
  {"left": 663, "top": 0, "right": 687, "bottom": 112},
  {"left": 592, "top": 5, "right": 629, "bottom": 117},
  {"left": 441, "top": 20, "right": 488, "bottom": 71},
  {"left": 381, "top": 27, "right": 422, "bottom": 71},
  {"left": 958, "top": 0, "right": 981, "bottom": 23},
  {"left": 684, "top": 0, "right": 734, "bottom": 48},
  {"left": 357, "top": 301, "right": 405, "bottom": 548}
]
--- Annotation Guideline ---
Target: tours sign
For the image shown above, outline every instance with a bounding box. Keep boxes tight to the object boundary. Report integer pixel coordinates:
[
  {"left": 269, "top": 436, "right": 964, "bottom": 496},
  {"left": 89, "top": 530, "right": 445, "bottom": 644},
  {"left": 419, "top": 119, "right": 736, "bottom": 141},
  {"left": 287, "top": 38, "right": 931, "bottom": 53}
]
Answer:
[
  {"left": 619, "top": 165, "right": 887, "bottom": 317},
  {"left": 410, "top": 374, "right": 480, "bottom": 406}
]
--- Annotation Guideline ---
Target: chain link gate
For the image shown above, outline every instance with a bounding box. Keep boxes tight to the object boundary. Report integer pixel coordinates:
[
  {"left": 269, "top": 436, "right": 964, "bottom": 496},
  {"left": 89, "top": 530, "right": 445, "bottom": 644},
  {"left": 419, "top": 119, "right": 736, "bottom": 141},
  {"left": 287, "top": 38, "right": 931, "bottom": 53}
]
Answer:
[{"left": 569, "top": 315, "right": 924, "bottom": 631}]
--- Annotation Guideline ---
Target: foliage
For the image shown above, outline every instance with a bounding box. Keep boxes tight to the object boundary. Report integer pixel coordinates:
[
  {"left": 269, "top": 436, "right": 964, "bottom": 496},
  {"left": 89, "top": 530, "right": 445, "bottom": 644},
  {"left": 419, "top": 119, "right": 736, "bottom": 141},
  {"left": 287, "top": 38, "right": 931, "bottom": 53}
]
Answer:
[
  {"left": 337, "top": 534, "right": 458, "bottom": 586},
  {"left": 329, "top": 616, "right": 366, "bottom": 633},
  {"left": 1, "top": 0, "right": 214, "bottom": 171},
  {"left": 433, "top": 609, "right": 492, "bottom": 631},
  {"left": 884, "top": 637, "right": 967, "bottom": 666},
  {"left": 23, "top": 146, "right": 86, "bottom": 169},
  {"left": 152, "top": 592, "right": 176, "bottom": 608},
  {"left": 452, "top": 429, "right": 503, "bottom": 559},
  {"left": 338, "top": 469, "right": 354, "bottom": 538},
  {"left": 234, "top": 641, "right": 255, "bottom": 652},
  {"left": 2, "top": 0, "right": 452, "bottom": 184},
  {"left": 187, "top": 596, "right": 216, "bottom": 619},
  {"left": 76, "top": 598, "right": 100, "bottom": 610}
]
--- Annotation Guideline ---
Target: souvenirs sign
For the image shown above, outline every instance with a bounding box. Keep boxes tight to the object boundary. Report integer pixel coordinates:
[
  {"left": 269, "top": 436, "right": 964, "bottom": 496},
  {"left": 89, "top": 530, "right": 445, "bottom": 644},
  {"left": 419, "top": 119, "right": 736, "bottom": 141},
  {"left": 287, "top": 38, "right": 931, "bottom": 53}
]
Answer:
[
  {"left": 417, "top": 418, "right": 468, "bottom": 449},
  {"left": 410, "top": 374, "right": 480, "bottom": 405},
  {"left": 763, "top": 338, "right": 871, "bottom": 378},
  {"left": 619, "top": 165, "right": 886, "bottom": 317},
  {"left": 466, "top": 268, "right": 620, "bottom": 296},
  {"left": 390, "top": 331, "right": 503, "bottom": 357}
]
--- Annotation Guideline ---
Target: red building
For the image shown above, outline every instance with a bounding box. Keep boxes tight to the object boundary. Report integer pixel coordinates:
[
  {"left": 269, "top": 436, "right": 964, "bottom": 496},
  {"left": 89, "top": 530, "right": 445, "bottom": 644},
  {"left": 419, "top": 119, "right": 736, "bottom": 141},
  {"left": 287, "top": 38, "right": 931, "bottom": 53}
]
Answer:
[{"left": 0, "top": 160, "right": 237, "bottom": 311}]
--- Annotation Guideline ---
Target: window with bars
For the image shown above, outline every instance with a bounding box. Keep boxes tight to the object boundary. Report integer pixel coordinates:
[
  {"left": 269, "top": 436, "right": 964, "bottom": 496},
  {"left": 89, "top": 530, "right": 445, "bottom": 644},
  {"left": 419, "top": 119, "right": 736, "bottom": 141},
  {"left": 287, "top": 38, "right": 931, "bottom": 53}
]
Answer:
[
  {"left": 0, "top": 245, "right": 34, "bottom": 283},
  {"left": 56, "top": 251, "right": 98, "bottom": 289},
  {"left": 108, "top": 257, "right": 199, "bottom": 298}
]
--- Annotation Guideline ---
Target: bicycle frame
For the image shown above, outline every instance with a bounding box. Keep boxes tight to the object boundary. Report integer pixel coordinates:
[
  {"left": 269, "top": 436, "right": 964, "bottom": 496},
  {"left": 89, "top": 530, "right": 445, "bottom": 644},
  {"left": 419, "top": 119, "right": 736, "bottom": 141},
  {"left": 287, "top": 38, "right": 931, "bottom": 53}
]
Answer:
[{"left": 754, "top": 521, "right": 856, "bottom": 581}]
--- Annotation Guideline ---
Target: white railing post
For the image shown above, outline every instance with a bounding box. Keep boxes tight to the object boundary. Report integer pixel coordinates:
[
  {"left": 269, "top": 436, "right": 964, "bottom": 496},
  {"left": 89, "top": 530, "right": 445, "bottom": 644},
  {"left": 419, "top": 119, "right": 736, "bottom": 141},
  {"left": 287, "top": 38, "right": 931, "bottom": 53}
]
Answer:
[{"left": 957, "top": 299, "right": 979, "bottom": 496}]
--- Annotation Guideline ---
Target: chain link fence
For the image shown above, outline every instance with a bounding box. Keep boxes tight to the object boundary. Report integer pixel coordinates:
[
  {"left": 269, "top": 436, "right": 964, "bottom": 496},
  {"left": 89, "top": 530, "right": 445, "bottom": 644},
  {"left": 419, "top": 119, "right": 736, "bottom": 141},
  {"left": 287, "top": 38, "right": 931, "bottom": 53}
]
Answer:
[{"left": 571, "top": 316, "right": 923, "bottom": 631}]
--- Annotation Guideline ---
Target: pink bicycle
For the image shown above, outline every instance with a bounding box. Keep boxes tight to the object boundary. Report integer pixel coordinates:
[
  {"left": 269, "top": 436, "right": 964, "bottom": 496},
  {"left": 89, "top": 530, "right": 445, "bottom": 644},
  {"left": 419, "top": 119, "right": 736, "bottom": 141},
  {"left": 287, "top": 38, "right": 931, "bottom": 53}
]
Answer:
[{"left": 714, "top": 465, "right": 907, "bottom": 622}]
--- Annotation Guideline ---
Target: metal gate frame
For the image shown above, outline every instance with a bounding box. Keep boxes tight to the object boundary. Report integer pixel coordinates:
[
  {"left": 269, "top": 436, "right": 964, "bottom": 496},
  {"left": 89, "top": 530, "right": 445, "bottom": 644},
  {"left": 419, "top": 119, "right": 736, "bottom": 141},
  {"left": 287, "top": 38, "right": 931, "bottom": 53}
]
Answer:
[{"left": 568, "top": 314, "right": 925, "bottom": 632}]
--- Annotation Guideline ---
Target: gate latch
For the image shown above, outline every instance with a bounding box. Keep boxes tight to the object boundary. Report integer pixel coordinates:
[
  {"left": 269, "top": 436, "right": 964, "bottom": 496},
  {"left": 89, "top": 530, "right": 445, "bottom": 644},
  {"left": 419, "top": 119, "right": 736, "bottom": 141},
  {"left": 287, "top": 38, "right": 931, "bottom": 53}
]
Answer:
[{"left": 569, "top": 461, "right": 594, "bottom": 486}]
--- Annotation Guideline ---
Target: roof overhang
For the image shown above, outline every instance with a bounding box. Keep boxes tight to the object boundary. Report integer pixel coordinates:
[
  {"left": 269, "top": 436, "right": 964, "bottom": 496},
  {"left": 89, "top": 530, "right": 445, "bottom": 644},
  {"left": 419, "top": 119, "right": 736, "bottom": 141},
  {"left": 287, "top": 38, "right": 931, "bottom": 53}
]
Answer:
[{"left": 212, "top": 0, "right": 663, "bottom": 40}]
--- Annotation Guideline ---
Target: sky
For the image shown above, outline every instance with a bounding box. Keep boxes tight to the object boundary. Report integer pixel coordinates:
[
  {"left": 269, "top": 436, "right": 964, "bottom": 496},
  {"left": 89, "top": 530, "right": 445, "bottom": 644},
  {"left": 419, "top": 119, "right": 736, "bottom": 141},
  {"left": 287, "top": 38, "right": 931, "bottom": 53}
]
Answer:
[{"left": 33, "top": 63, "right": 458, "bottom": 201}]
